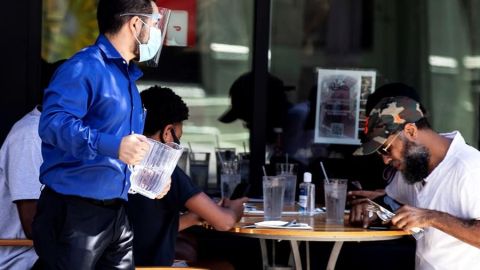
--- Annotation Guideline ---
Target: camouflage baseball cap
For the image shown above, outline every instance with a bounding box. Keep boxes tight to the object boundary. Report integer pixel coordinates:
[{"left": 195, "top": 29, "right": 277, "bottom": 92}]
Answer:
[{"left": 353, "top": 96, "right": 424, "bottom": 156}]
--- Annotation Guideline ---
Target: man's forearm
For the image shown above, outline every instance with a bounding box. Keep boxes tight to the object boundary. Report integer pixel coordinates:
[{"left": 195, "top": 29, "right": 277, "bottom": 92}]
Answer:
[
  {"left": 430, "top": 211, "right": 480, "bottom": 248},
  {"left": 178, "top": 212, "right": 202, "bottom": 231}
]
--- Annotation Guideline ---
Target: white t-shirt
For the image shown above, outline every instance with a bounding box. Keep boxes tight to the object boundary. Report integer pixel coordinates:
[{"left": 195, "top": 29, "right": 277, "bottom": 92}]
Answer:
[
  {"left": 386, "top": 131, "right": 480, "bottom": 270},
  {"left": 0, "top": 108, "right": 42, "bottom": 269}
]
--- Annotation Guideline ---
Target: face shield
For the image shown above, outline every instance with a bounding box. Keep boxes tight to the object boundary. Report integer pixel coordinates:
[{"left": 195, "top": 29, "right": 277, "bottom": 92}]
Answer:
[{"left": 121, "top": 7, "right": 171, "bottom": 67}]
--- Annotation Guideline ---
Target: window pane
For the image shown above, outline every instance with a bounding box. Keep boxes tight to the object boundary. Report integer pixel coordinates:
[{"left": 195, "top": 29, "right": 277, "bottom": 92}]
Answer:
[
  {"left": 270, "top": 0, "right": 480, "bottom": 165},
  {"left": 42, "top": 0, "right": 254, "bottom": 190},
  {"left": 42, "top": 0, "right": 98, "bottom": 62}
]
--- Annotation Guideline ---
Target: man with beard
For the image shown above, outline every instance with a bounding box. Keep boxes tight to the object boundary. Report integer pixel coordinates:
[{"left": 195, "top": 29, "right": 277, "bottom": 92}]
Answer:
[
  {"left": 351, "top": 96, "right": 480, "bottom": 269},
  {"left": 33, "top": 0, "right": 167, "bottom": 268}
]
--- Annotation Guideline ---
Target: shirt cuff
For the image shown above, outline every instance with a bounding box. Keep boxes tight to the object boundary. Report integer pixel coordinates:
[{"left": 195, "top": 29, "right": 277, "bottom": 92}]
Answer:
[{"left": 97, "top": 133, "right": 122, "bottom": 159}]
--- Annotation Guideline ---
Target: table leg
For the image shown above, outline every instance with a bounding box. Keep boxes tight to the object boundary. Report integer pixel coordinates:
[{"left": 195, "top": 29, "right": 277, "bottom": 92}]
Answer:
[
  {"left": 289, "top": 240, "right": 303, "bottom": 270},
  {"left": 326, "top": 241, "right": 344, "bottom": 270},
  {"left": 306, "top": 241, "right": 310, "bottom": 270},
  {"left": 272, "top": 240, "right": 276, "bottom": 265},
  {"left": 260, "top": 239, "right": 269, "bottom": 269}
]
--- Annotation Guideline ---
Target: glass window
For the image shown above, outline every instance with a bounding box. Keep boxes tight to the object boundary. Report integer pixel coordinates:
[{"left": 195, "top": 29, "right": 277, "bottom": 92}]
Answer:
[
  {"left": 42, "top": 0, "right": 254, "bottom": 190},
  {"left": 269, "top": 0, "right": 480, "bottom": 165},
  {"left": 42, "top": 0, "right": 98, "bottom": 62}
]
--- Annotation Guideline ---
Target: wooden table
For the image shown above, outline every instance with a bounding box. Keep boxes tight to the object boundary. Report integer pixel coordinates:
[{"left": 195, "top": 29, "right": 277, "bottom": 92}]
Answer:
[
  {"left": 229, "top": 212, "right": 409, "bottom": 270},
  {"left": 0, "top": 239, "right": 33, "bottom": 246}
]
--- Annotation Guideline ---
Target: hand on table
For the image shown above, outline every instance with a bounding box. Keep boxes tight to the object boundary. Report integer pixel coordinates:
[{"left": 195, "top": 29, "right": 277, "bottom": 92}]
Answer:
[
  {"left": 222, "top": 197, "right": 249, "bottom": 222},
  {"left": 348, "top": 189, "right": 386, "bottom": 201},
  {"left": 348, "top": 197, "right": 379, "bottom": 228}
]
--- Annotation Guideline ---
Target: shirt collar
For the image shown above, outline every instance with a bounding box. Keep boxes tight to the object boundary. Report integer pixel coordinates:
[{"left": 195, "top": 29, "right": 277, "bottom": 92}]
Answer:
[
  {"left": 423, "top": 131, "right": 460, "bottom": 184},
  {"left": 96, "top": 34, "right": 143, "bottom": 81},
  {"left": 96, "top": 34, "right": 123, "bottom": 60}
]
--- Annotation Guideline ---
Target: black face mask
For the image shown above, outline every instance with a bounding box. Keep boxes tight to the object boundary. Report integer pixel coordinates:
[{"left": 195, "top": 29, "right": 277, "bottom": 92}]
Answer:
[
  {"left": 159, "top": 128, "right": 180, "bottom": 145},
  {"left": 170, "top": 128, "right": 180, "bottom": 145}
]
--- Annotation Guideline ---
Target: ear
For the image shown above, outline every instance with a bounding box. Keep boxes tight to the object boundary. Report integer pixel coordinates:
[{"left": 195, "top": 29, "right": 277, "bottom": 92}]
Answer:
[
  {"left": 163, "top": 124, "right": 174, "bottom": 140},
  {"left": 403, "top": 123, "right": 418, "bottom": 140},
  {"left": 128, "top": 16, "right": 142, "bottom": 36}
]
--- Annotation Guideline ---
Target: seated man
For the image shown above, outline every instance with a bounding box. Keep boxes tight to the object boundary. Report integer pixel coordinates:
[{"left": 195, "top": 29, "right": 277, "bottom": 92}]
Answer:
[
  {"left": 351, "top": 95, "right": 480, "bottom": 269},
  {"left": 127, "top": 86, "right": 248, "bottom": 267},
  {"left": 0, "top": 59, "right": 64, "bottom": 269},
  {"left": 348, "top": 82, "right": 427, "bottom": 204}
]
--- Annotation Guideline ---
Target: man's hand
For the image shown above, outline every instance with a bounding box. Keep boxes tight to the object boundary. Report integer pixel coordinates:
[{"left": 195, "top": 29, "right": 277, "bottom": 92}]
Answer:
[
  {"left": 349, "top": 197, "right": 378, "bottom": 228},
  {"left": 348, "top": 189, "right": 386, "bottom": 201},
  {"left": 392, "top": 205, "right": 480, "bottom": 248},
  {"left": 155, "top": 180, "right": 171, "bottom": 199},
  {"left": 119, "top": 134, "right": 150, "bottom": 165},
  {"left": 222, "top": 197, "right": 249, "bottom": 222},
  {"left": 391, "top": 204, "right": 433, "bottom": 231}
]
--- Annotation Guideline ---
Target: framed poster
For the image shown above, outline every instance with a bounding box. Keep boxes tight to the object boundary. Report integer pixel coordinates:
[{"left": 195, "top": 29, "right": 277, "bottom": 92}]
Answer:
[{"left": 314, "top": 68, "right": 376, "bottom": 145}]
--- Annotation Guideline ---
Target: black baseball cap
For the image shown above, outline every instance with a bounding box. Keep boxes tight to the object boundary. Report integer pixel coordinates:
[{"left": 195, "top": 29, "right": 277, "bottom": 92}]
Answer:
[{"left": 219, "top": 72, "right": 295, "bottom": 124}]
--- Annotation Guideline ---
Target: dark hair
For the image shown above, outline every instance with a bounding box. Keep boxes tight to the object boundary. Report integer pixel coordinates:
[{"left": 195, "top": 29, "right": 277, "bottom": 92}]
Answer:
[
  {"left": 414, "top": 117, "right": 431, "bottom": 130},
  {"left": 97, "top": 0, "right": 154, "bottom": 34},
  {"left": 141, "top": 86, "right": 189, "bottom": 136},
  {"left": 219, "top": 71, "right": 292, "bottom": 143}
]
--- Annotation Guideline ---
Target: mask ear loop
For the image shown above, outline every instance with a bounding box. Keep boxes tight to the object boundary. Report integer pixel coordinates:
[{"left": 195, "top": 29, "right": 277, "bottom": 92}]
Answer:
[
  {"left": 170, "top": 129, "right": 180, "bottom": 145},
  {"left": 133, "top": 19, "right": 148, "bottom": 45}
]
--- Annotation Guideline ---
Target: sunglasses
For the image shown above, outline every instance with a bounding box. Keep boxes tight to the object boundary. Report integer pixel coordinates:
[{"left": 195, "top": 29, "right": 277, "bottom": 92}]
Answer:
[{"left": 376, "top": 131, "right": 402, "bottom": 156}]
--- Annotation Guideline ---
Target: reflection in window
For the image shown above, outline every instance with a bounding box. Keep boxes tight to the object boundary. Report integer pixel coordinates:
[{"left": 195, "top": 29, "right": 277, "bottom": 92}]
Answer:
[
  {"left": 42, "top": 0, "right": 255, "bottom": 188},
  {"left": 270, "top": 0, "right": 480, "bottom": 154},
  {"left": 42, "top": 0, "right": 98, "bottom": 62}
]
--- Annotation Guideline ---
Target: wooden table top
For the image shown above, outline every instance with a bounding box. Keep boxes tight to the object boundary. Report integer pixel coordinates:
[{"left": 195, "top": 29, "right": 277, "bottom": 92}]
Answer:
[
  {"left": 0, "top": 239, "right": 33, "bottom": 246},
  {"left": 230, "top": 210, "right": 410, "bottom": 242}
]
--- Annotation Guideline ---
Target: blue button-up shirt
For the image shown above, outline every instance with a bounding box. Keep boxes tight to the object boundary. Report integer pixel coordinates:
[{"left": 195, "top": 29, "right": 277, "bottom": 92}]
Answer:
[{"left": 39, "top": 35, "right": 145, "bottom": 200}]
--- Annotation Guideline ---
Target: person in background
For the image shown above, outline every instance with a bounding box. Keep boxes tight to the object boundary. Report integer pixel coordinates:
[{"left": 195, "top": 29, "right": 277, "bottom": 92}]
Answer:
[
  {"left": 0, "top": 59, "right": 64, "bottom": 270},
  {"left": 219, "top": 71, "right": 294, "bottom": 165},
  {"left": 32, "top": 0, "right": 166, "bottom": 268},
  {"left": 128, "top": 86, "right": 247, "bottom": 268},
  {"left": 352, "top": 95, "right": 480, "bottom": 269}
]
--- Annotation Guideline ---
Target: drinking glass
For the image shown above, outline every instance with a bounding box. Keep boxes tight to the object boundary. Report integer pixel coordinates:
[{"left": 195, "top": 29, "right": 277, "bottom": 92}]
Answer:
[
  {"left": 263, "top": 176, "right": 286, "bottom": 221},
  {"left": 324, "top": 179, "right": 348, "bottom": 224},
  {"left": 220, "top": 160, "right": 241, "bottom": 198},
  {"left": 214, "top": 147, "right": 236, "bottom": 189},
  {"left": 189, "top": 152, "right": 210, "bottom": 192},
  {"left": 276, "top": 163, "right": 298, "bottom": 206}
]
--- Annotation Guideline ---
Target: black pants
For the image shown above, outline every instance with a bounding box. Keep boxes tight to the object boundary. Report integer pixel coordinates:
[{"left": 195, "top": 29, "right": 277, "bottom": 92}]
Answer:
[{"left": 32, "top": 188, "right": 134, "bottom": 270}]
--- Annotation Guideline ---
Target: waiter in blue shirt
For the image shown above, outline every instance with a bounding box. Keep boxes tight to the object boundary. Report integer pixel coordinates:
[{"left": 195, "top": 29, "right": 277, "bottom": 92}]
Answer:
[{"left": 32, "top": 0, "right": 168, "bottom": 269}]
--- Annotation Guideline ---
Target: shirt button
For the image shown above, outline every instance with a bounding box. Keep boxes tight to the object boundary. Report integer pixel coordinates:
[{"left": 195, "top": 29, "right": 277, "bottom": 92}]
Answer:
[{"left": 123, "top": 61, "right": 127, "bottom": 65}]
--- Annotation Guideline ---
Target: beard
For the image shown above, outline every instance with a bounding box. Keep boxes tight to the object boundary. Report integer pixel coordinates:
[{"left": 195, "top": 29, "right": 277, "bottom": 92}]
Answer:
[{"left": 401, "top": 139, "right": 430, "bottom": 184}]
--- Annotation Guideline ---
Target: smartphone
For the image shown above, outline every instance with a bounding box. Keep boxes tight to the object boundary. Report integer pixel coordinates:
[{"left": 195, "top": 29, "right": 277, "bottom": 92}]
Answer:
[
  {"left": 230, "top": 183, "right": 250, "bottom": 200},
  {"left": 347, "top": 180, "right": 363, "bottom": 191},
  {"left": 368, "top": 225, "right": 391, "bottom": 230}
]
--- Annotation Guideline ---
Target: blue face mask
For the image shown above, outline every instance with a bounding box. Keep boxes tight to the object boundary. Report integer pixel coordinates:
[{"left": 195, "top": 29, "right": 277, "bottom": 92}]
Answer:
[{"left": 135, "top": 20, "right": 162, "bottom": 62}]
